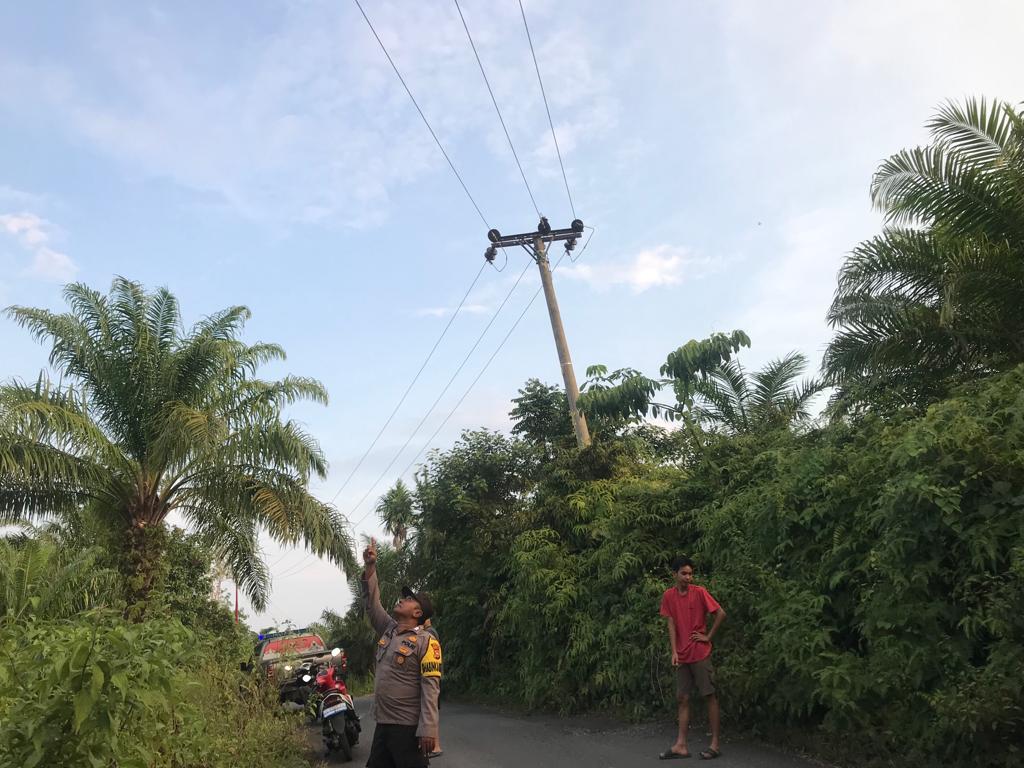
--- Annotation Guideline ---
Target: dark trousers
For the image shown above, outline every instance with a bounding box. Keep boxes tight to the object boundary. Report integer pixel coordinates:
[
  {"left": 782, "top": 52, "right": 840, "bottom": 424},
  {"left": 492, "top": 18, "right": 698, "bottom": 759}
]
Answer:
[{"left": 366, "top": 723, "right": 427, "bottom": 768}]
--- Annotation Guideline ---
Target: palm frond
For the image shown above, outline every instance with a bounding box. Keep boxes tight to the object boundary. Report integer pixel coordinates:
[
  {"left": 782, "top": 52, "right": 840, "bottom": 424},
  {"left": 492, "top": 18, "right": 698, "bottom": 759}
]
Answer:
[
  {"left": 928, "top": 97, "right": 1015, "bottom": 167},
  {"left": 750, "top": 352, "right": 809, "bottom": 410}
]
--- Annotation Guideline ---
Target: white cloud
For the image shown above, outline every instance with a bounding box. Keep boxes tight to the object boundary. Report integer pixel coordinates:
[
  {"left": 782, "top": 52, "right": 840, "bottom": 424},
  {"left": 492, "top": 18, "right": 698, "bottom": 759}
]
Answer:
[
  {"left": 560, "top": 244, "right": 715, "bottom": 294},
  {"left": 0, "top": 212, "right": 79, "bottom": 282}
]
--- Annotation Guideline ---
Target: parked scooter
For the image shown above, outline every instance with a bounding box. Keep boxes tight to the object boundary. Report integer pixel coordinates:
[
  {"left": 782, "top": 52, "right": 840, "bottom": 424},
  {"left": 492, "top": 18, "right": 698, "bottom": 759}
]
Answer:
[
  {"left": 305, "top": 648, "right": 360, "bottom": 762},
  {"left": 279, "top": 660, "right": 318, "bottom": 710}
]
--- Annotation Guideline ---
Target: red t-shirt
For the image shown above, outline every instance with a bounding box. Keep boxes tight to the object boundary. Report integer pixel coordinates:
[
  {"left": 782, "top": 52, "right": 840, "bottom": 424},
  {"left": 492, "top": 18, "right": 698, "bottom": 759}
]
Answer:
[{"left": 659, "top": 585, "right": 721, "bottom": 664}]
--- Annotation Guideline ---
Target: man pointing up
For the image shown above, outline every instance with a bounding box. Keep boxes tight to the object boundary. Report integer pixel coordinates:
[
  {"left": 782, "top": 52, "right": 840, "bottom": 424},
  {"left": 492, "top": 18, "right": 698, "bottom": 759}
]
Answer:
[{"left": 361, "top": 539, "right": 442, "bottom": 767}]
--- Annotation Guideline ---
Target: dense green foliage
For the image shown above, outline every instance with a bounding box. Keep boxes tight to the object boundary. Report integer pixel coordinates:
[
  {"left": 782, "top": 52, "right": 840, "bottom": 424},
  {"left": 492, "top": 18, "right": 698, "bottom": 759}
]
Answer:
[
  {"left": 409, "top": 367, "right": 1024, "bottom": 767},
  {"left": 398, "top": 99, "right": 1024, "bottom": 766},
  {"left": 0, "top": 527, "right": 316, "bottom": 767},
  {"left": 0, "top": 612, "right": 311, "bottom": 768},
  {"left": 825, "top": 98, "right": 1024, "bottom": 409},
  {"left": 0, "top": 277, "right": 354, "bottom": 612}
]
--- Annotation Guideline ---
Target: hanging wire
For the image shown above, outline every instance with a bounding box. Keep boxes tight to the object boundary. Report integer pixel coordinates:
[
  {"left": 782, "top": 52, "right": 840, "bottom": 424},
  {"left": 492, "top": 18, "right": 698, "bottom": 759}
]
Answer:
[
  {"left": 343, "top": 259, "right": 533, "bottom": 517},
  {"left": 327, "top": 260, "right": 488, "bottom": 507},
  {"left": 453, "top": 0, "right": 542, "bottom": 219},
  {"left": 569, "top": 225, "right": 595, "bottom": 263},
  {"left": 354, "top": 0, "right": 491, "bottom": 229},
  {"left": 519, "top": 0, "right": 576, "bottom": 220},
  {"left": 355, "top": 248, "right": 576, "bottom": 523},
  {"left": 487, "top": 249, "right": 509, "bottom": 273},
  {"left": 283, "top": 260, "right": 537, "bottom": 577}
]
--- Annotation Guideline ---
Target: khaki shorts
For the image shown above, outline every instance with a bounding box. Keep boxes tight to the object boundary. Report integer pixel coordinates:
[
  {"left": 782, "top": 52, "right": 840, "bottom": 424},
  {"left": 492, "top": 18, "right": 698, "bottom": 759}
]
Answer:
[{"left": 675, "top": 657, "right": 715, "bottom": 698}]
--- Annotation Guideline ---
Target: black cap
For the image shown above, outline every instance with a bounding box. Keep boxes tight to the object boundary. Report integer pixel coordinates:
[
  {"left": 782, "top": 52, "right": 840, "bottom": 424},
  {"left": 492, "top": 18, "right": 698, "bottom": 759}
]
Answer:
[{"left": 401, "top": 586, "right": 434, "bottom": 622}]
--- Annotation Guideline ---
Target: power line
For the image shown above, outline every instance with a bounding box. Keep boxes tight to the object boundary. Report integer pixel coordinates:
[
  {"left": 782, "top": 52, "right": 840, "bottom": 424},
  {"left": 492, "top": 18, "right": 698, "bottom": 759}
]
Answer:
[
  {"left": 344, "top": 258, "right": 534, "bottom": 519},
  {"left": 396, "top": 248, "right": 572, "bottom": 482},
  {"left": 278, "top": 259, "right": 535, "bottom": 580},
  {"left": 275, "top": 248, "right": 489, "bottom": 582},
  {"left": 453, "top": 0, "right": 542, "bottom": 219},
  {"left": 327, "top": 261, "right": 488, "bottom": 506},
  {"left": 349, "top": 246, "right": 574, "bottom": 533},
  {"left": 353, "top": 0, "right": 491, "bottom": 230},
  {"left": 278, "top": 2, "right": 498, "bottom": 581},
  {"left": 279, "top": 235, "right": 594, "bottom": 581},
  {"left": 519, "top": 0, "right": 576, "bottom": 220}
]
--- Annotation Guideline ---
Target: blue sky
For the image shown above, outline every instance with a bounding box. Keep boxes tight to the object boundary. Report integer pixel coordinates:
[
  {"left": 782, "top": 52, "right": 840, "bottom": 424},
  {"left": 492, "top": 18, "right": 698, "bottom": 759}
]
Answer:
[{"left": 2, "top": 0, "right": 1022, "bottom": 628}]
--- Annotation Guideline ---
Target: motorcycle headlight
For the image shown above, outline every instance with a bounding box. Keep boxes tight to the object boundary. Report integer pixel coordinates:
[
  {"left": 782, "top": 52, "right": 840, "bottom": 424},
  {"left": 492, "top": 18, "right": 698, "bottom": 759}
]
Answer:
[{"left": 302, "top": 674, "right": 312, "bottom": 683}]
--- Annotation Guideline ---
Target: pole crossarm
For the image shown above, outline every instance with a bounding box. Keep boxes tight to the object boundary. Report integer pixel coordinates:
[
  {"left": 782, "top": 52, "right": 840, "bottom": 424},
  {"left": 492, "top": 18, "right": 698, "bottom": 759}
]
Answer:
[
  {"left": 480, "top": 217, "right": 592, "bottom": 448},
  {"left": 484, "top": 218, "right": 584, "bottom": 263}
]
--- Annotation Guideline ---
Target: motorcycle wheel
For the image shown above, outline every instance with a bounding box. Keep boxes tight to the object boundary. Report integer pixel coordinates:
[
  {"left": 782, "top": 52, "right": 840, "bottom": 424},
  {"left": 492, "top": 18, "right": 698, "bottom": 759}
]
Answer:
[{"left": 325, "top": 717, "right": 353, "bottom": 763}]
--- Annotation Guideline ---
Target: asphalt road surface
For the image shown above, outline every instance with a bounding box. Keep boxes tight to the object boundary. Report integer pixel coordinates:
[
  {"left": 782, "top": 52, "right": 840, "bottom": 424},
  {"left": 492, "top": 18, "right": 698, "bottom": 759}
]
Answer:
[{"left": 305, "top": 695, "right": 829, "bottom": 768}]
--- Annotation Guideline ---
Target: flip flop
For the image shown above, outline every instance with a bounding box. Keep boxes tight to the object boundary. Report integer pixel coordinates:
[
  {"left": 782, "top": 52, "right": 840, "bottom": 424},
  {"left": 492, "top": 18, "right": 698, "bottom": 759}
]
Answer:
[
  {"left": 699, "top": 748, "right": 722, "bottom": 760},
  {"left": 428, "top": 750, "right": 444, "bottom": 758},
  {"left": 658, "top": 749, "right": 691, "bottom": 759}
]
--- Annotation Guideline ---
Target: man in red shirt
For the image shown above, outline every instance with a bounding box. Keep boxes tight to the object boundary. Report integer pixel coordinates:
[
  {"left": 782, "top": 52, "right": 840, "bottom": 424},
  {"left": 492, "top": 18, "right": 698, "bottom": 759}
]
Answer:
[{"left": 658, "top": 556, "right": 726, "bottom": 760}]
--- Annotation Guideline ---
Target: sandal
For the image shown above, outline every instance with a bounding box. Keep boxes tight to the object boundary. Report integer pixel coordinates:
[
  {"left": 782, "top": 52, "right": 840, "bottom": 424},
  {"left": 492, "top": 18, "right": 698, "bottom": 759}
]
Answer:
[
  {"left": 699, "top": 748, "right": 722, "bottom": 760},
  {"left": 658, "top": 748, "right": 691, "bottom": 759}
]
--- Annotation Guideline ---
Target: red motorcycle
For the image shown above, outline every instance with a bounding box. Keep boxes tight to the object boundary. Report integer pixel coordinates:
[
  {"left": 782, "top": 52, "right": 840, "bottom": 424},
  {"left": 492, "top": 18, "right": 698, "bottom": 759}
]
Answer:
[{"left": 305, "top": 648, "right": 360, "bottom": 762}]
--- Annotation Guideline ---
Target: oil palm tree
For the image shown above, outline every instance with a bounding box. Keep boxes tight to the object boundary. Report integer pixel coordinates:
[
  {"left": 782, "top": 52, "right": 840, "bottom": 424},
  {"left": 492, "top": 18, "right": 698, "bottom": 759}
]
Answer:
[
  {"left": 375, "top": 479, "right": 415, "bottom": 550},
  {"left": 690, "top": 351, "right": 823, "bottom": 434},
  {"left": 0, "top": 536, "right": 119, "bottom": 624},
  {"left": 826, "top": 97, "right": 1024, "bottom": 404},
  {"left": 0, "top": 278, "right": 355, "bottom": 613},
  {"left": 580, "top": 333, "right": 820, "bottom": 435}
]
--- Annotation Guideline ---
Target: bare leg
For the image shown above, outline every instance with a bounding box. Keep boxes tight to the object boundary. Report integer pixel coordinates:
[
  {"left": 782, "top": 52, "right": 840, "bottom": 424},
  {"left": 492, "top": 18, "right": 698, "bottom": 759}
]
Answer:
[
  {"left": 672, "top": 695, "right": 691, "bottom": 755},
  {"left": 706, "top": 693, "right": 720, "bottom": 752}
]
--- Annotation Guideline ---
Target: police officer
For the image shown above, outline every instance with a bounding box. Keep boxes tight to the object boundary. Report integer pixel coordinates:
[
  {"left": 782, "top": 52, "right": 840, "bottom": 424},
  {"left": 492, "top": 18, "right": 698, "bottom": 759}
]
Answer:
[{"left": 361, "top": 539, "right": 442, "bottom": 768}]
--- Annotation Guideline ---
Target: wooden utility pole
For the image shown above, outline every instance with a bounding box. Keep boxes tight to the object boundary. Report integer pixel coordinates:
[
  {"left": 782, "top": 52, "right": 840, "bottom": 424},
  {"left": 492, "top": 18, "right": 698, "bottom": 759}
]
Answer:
[{"left": 485, "top": 218, "right": 592, "bottom": 448}]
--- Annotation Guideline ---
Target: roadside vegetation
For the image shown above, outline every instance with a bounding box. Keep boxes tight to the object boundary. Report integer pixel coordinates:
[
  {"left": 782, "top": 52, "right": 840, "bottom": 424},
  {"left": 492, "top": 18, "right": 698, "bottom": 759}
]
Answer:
[
  {"left": 338, "top": 98, "right": 1024, "bottom": 768},
  {"left": 1, "top": 97, "right": 1021, "bottom": 768},
  {"left": 0, "top": 283, "right": 350, "bottom": 766}
]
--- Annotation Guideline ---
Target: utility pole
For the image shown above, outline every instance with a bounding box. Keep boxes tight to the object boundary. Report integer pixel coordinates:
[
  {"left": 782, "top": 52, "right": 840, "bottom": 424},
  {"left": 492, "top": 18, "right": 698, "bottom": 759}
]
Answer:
[{"left": 485, "top": 217, "right": 592, "bottom": 448}]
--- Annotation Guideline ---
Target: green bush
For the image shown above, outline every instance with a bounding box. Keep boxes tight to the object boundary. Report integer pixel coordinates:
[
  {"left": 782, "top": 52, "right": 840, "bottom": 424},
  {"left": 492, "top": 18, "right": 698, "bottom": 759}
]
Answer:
[
  {"left": 0, "top": 611, "right": 311, "bottom": 768},
  {"left": 417, "top": 368, "right": 1024, "bottom": 767}
]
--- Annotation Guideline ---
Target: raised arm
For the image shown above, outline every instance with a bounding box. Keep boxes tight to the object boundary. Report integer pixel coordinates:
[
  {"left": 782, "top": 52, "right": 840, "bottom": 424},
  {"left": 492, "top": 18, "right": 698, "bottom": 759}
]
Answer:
[{"left": 359, "top": 539, "right": 395, "bottom": 636}]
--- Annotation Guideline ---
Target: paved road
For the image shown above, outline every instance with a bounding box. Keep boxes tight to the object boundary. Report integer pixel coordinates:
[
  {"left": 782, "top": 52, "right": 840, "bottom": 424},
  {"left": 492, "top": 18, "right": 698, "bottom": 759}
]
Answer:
[{"left": 305, "top": 696, "right": 829, "bottom": 768}]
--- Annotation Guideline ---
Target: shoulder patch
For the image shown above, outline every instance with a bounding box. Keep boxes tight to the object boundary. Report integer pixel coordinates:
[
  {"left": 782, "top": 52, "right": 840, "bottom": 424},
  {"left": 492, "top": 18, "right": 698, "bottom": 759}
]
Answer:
[{"left": 420, "top": 637, "right": 442, "bottom": 678}]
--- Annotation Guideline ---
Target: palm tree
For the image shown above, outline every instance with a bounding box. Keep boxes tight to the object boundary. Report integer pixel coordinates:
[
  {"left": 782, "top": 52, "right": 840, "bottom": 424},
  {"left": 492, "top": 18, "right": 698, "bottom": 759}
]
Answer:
[
  {"left": 825, "top": 97, "right": 1024, "bottom": 404},
  {"left": 375, "top": 479, "right": 415, "bottom": 550},
  {"left": 580, "top": 334, "right": 820, "bottom": 436},
  {"left": 0, "top": 536, "right": 119, "bottom": 624},
  {"left": 690, "top": 352, "right": 823, "bottom": 434},
  {"left": 0, "top": 278, "right": 355, "bottom": 613}
]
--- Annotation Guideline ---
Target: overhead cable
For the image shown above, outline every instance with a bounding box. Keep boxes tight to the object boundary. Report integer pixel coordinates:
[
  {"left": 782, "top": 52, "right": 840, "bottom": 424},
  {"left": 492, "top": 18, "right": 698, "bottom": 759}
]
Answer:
[
  {"left": 327, "top": 260, "right": 488, "bottom": 507},
  {"left": 354, "top": 0, "right": 491, "bottom": 229},
  {"left": 349, "top": 247, "right": 573, "bottom": 532},
  {"left": 343, "top": 258, "right": 534, "bottom": 522},
  {"left": 453, "top": 0, "right": 542, "bottom": 219},
  {"left": 519, "top": 0, "right": 576, "bottom": 220}
]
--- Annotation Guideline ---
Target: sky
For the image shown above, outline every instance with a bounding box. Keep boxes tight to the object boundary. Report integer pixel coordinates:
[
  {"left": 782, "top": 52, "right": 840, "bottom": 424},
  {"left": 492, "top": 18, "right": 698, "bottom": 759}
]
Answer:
[{"left": 2, "top": 0, "right": 1022, "bottom": 629}]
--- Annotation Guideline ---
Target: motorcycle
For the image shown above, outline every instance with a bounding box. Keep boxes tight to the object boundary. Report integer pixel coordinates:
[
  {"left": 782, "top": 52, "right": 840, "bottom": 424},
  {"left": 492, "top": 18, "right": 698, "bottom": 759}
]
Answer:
[
  {"left": 278, "top": 660, "right": 318, "bottom": 711},
  {"left": 304, "top": 648, "right": 360, "bottom": 762}
]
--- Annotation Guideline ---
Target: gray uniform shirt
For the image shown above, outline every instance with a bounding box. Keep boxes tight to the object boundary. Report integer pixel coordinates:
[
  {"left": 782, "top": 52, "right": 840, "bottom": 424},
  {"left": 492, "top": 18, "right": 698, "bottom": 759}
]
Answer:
[{"left": 360, "top": 571, "right": 441, "bottom": 739}]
